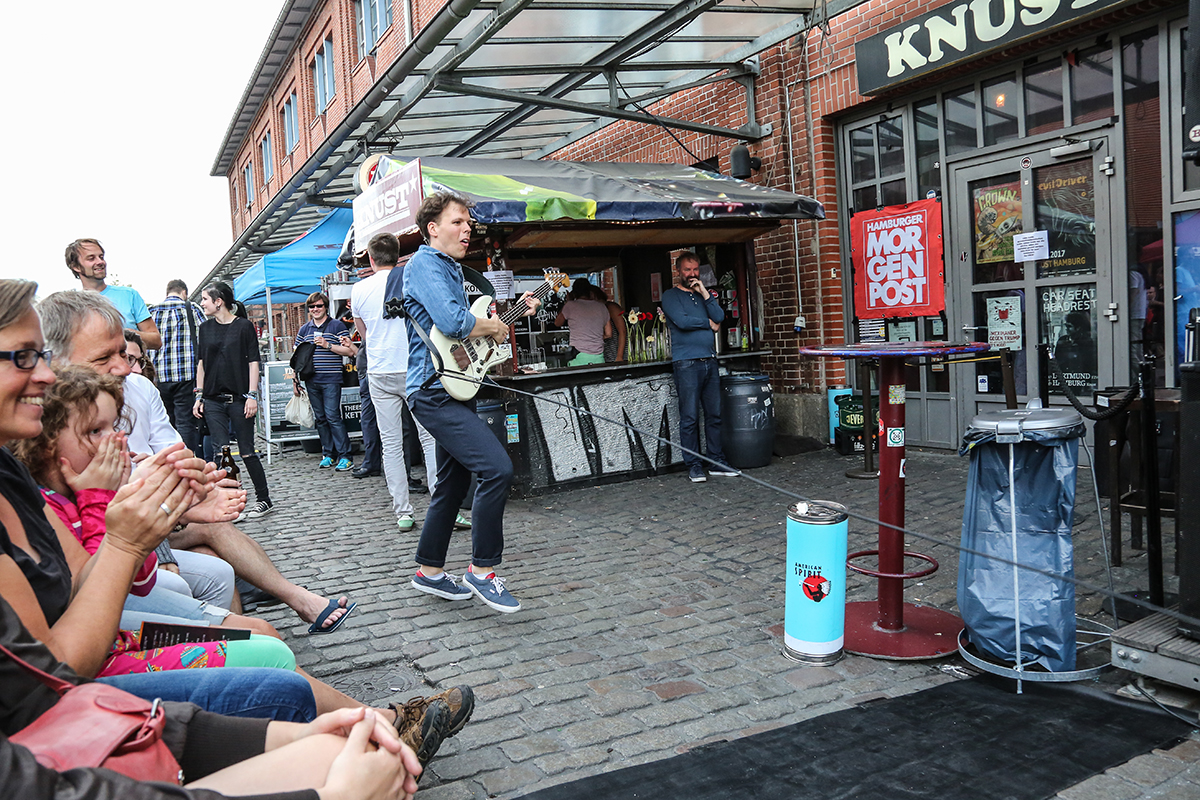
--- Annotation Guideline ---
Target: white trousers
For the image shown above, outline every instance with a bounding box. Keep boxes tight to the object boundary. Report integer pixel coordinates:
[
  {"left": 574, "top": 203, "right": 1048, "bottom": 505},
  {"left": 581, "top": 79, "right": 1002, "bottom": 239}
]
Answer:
[{"left": 370, "top": 371, "right": 437, "bottom": 517}]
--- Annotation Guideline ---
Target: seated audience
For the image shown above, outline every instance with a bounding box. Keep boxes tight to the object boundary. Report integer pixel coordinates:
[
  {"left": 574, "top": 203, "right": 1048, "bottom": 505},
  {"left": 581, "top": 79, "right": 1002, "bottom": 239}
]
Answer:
[
  {"left": 0, "top": 279, "right": 473, "bottom": 769},
  {"left": 39, "top": 288, "right": 356, "bottom": 634}
]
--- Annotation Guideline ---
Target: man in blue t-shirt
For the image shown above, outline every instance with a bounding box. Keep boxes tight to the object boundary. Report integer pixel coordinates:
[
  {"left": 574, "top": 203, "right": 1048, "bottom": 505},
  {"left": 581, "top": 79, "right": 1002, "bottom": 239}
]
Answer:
[
  {"left": 660, "top": 252, "right": 738, "bottom": 483},
  {"left": 64, "top": 238, "right": 161, "bottom": 349},
  {"left": 294, "top": 291, "right": 355, "bottom": 471}
]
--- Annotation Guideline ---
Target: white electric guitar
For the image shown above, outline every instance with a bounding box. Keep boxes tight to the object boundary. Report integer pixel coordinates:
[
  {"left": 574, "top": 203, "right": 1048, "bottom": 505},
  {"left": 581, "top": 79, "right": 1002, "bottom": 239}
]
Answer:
[{"left": 430, "top": 270, "right": 570, "bottom": 401}]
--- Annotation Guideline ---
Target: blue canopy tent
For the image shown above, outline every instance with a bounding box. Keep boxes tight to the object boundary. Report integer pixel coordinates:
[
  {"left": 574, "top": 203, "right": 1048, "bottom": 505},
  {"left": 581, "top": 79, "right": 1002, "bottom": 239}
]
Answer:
[{"left": 233, "top": 207, "right": 351, "bottom": 360}]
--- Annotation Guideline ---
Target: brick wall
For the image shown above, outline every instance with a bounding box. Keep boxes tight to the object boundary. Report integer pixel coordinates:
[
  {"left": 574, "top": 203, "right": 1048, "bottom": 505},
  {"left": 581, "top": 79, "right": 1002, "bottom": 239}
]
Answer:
[
  {"left": 222, "top": 0, "right": 1178, "bottom": 398},
  {"left": 542, "top": 0, "right": 1178, "bottom": 398},
  {"left": 226, "top": 0, "right": 410, "bottom": 228}
]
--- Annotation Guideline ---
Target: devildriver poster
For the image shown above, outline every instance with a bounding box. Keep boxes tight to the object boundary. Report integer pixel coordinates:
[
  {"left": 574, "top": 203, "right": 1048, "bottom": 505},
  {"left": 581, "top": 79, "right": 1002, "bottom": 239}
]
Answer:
[{"left": 851, "top": 198, "right": 945, "bottom": 319}]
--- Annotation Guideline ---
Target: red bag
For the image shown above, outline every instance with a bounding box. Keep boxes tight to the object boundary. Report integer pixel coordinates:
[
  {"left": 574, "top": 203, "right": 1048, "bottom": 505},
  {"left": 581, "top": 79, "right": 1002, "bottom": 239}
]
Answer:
[{"left": 3, "top": 643, "right": 182, "bottom": 784}]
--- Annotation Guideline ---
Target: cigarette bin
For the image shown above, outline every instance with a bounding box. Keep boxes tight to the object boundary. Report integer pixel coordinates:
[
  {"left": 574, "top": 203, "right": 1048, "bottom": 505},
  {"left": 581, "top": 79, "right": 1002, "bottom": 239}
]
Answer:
[
  {"left": 784, "top": 501, "right": 849, "bottom": 665},
  {"left": 958, "top": 408, "right": 1085, "bottom": 672}
]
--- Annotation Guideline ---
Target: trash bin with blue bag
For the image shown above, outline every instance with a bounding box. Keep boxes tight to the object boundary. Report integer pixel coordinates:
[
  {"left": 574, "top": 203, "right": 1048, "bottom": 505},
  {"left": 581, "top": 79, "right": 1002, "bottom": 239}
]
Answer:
[{"left": 957, "top": 408, "right": 1086, "bottom": 672}]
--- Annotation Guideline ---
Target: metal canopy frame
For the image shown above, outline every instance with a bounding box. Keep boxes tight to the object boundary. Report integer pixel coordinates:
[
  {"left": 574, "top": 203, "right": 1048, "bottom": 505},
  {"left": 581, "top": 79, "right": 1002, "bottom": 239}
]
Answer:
[{"left": 203, "top": 0, "right": 815, "bottom": 289}]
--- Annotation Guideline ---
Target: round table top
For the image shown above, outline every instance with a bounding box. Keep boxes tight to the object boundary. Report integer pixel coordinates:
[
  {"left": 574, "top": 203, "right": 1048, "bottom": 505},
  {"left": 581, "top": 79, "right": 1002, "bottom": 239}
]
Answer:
[{"left": 797, "top": 341, "right": 991, "bottom": 358}]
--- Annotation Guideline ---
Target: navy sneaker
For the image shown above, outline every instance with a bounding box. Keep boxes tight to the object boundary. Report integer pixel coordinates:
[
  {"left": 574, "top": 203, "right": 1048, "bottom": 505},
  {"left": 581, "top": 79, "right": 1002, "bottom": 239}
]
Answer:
[
  {"left": 463, "top": 570, "right": 521, "bottom": 613},
  {"left": 412, "top": 571, "right": 472, "bottom": 601},
  {"left": 688, "top": 464, "right": 706, "bottom": 482},
  {"left": 708, "top": 461, "right": 739, "bottom": 477}
]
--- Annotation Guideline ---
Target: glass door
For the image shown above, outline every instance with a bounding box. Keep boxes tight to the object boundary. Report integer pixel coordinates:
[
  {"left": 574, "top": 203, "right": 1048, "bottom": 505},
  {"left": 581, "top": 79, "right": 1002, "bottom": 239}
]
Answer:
[{"left": 949, "top": 136, "right": 1121, "bottom": 421}]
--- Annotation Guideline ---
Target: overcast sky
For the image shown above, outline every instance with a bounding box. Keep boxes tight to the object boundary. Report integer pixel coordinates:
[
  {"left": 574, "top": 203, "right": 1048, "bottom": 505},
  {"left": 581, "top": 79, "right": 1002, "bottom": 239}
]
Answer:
[{"left": 0, "top": 1, "right": 282, "bottom": 302}]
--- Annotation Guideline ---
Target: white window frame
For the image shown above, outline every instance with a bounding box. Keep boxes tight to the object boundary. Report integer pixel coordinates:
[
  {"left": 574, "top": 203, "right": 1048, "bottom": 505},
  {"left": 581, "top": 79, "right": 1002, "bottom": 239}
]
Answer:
[
  {"left": 312, "top": 37, "right": 336, "bottom": 113},
  {"left": 283, "top": 92, "right": 299, "bottom": 153},
  {"left": 261, "top": 133, "right": 273, "bottom": 182},
  {"left": 355, "top": 0, "right": 392, "bottom": 59},
  {"left": 243, "top": 163, "right": 254, "bottom": 208}
]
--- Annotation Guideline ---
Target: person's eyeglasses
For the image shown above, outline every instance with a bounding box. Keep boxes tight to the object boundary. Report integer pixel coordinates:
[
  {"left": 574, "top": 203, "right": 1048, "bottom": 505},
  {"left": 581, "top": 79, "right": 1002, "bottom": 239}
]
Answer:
[
  {"left": 125, "top": 353, "right": 142, "bottom": 366},
  {"left": 308, "top": 304, "right": 325, "bottom": 309},
  {"left": 0, "top": 349, "right": 53, "bottom": 370}
]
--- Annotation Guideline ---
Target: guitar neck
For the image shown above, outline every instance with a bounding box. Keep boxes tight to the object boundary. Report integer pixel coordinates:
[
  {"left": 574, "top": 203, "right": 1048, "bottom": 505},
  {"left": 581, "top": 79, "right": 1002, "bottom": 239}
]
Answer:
[{"left": 496, "top": 278, "right": 558, "bottom": 326}]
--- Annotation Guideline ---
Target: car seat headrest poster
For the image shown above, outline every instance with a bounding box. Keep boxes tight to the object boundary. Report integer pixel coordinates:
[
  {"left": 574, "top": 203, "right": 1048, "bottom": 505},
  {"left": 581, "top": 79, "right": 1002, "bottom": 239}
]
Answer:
[{"left": 850, "top": 197, "right": 945, "bottom": 320}]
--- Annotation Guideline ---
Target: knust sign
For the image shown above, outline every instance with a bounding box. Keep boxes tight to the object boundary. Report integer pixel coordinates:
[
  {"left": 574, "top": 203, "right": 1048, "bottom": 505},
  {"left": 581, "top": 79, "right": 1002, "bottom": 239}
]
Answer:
[{"left": 855, "top": 0, "right": 1134, "bottom": 96}]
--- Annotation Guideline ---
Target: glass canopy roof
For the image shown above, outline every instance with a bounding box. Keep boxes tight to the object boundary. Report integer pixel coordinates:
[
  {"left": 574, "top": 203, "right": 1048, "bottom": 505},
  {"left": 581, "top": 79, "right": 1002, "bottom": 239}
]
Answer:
[{"left": 205, "top": 0, "right": 814, "bottom": 286}]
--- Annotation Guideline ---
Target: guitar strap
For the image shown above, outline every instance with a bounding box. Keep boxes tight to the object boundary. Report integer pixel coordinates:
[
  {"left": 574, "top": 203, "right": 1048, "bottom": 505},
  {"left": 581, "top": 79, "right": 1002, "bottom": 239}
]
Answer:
[
  {"left": 382, "top": 263, "right": 497, "bottom": 392},
  {"left": 461, "top": 266, "right": 495, "bottom": 297},
  {"left": 383, "top": 302, "right": 448, "bottom": 391}
]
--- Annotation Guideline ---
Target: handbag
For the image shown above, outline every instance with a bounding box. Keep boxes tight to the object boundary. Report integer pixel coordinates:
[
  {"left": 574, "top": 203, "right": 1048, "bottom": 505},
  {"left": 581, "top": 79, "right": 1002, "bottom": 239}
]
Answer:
[
  {"left": 290, "top": 341, "right": 317, "bottom": 382},
  {"left": 2, "top": 643, "right": 182, "bottom": 784},
  {"left": 285, "top": 388, "right": 315, "bottom": 428}
]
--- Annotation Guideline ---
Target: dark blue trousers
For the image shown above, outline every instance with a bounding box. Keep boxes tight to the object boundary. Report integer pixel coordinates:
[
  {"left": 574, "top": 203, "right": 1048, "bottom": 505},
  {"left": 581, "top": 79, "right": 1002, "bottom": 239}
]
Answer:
[
  {"left": 358, "top": 373, "right": 382, "bottom": 472},
  {"left": 672, "top": 356, "right": 727, "bottom": 468},
  {"left": 409, "top": 389, "right": 512, "bottom": 569}
]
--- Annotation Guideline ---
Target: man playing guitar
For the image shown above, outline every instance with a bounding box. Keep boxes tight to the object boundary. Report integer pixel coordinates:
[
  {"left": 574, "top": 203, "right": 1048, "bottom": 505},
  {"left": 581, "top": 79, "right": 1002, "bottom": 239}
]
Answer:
[{"left": 402, "top": 192, "right": 539, "bottom": 613}]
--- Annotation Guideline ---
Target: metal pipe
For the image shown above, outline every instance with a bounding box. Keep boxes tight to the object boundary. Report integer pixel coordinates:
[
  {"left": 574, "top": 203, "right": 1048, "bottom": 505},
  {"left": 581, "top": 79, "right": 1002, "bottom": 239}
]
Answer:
[
  {"left": 1141, "top": 357, "right": 1164, "bottom": 605},
  {"left": 1008, "top": 442, "right": 1023, "bottom": 694},
  {"left": 877, "top": 357, "right": 906, "bottom": 630}
]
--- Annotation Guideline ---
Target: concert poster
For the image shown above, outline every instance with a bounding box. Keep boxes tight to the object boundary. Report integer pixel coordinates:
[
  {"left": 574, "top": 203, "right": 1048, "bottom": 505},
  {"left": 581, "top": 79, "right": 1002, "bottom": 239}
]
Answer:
[{"left": 973, "top": 181, "right": 1022, "bottom": 264}]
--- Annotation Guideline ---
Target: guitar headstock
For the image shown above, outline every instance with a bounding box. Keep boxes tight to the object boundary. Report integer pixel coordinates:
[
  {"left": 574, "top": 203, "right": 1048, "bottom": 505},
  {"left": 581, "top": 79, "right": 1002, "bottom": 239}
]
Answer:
[{"left": 543, "top": 269, "right": 571, "bottom": 292}]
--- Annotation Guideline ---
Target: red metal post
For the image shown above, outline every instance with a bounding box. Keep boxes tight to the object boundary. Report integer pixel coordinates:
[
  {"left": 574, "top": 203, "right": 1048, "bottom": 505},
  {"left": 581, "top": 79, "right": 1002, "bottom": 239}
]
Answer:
[{"left": 876, "top": 357, "right": 906, "bottom": 630}]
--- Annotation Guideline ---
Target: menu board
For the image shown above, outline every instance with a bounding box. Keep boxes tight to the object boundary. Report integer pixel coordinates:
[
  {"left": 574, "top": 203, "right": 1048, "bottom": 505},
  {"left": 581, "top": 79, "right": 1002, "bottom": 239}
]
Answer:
[{"left": 258, "top": 361, "right": 362, "bottom": 445}]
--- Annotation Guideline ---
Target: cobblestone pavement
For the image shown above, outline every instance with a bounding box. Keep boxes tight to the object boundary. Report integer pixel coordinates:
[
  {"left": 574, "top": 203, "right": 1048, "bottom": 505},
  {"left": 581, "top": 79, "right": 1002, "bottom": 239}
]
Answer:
[{"left": 240, "top": 441, "right": 1199, "bottom": 799}]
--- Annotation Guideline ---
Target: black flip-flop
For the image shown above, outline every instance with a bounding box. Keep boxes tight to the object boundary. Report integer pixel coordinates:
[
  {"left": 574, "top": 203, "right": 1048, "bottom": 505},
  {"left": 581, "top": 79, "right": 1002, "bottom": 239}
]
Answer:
[{"left": 307, "top": 598, "right": 357, "bottom": 634}]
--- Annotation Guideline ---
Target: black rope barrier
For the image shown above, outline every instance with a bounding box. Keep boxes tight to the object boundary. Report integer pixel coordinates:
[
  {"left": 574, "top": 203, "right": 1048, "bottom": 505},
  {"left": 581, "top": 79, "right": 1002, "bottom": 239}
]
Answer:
[
  {"left": 1044, "top": 346, "right": 1140, "bottom": 421},
  {"left": 414, "top": 365, "right": 1200, "bottom": 633}
]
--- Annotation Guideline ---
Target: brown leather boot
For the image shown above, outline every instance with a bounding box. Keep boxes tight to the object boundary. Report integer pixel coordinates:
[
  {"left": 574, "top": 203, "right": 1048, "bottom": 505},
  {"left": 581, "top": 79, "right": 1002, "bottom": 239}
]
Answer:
[
  {"left": 391, "top": 685, "right": 475, "bottom": 739},
  {"left": 390, "top": 697, "right": 450, "bottom": 767}
]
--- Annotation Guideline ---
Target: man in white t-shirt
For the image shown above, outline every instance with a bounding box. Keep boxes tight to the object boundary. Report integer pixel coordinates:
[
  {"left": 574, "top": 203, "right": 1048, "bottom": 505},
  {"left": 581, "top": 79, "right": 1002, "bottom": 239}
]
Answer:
[{"left": 352, "top": 233, "right": 440, "bottom": 532}]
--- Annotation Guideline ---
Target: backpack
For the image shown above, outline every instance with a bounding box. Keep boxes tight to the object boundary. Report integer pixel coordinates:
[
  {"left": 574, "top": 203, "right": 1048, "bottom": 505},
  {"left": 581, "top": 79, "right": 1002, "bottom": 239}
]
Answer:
[{"left": 290, "top": 341, "right": 317, "bottom": 381}]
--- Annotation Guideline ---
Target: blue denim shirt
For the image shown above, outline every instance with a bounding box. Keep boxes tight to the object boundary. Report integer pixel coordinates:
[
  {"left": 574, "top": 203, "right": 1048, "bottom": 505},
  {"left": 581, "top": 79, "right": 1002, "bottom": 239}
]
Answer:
[
  {"left": 660, "top": 286, "right": 724, "bottom": 361},
  {"left": 402, "top": 244, "right": 476, "bottom": 395}
]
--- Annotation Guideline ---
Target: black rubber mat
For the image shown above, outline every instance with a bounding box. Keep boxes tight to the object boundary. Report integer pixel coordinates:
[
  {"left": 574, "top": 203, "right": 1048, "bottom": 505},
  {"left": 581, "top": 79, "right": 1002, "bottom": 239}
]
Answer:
[{"left": 518, "top": 677, "right": 1193, "bottom": 800}]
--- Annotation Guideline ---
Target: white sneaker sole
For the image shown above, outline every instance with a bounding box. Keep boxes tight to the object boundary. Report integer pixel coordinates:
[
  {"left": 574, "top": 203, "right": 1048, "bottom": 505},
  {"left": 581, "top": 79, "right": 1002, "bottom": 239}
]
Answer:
[
  {"left": 689, "top": 475, "right": 707, "bottom": 482},
  {"left": 411, "top": 578, "right": 473, "bottom": 601},
  {"left": 465, "top": 580, "right": 521, "bottom": 613}
]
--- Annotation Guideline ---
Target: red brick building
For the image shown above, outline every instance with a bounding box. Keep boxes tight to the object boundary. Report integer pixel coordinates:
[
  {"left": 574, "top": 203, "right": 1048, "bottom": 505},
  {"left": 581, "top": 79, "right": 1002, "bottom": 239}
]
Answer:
[{"left": 209, "top": 0, "right": 1198, "bottom": 445}]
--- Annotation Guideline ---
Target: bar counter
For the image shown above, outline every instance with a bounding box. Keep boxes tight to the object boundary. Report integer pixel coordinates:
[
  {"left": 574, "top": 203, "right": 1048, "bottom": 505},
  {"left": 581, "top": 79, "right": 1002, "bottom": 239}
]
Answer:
[{"left": 479, "top": 351, "right": 768, "bottom": 496}]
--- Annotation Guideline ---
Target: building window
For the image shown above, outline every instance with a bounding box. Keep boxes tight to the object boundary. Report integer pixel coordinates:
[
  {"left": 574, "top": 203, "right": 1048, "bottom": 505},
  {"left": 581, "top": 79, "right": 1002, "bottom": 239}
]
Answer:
[
  {"left": 355, "top": 0, "right": 392, "bottom": 59},
  {"left": 283, "top": 92, "right": 299, "bottom": 153},
  {"left": 312, "top": 37, "right": 336, "bottom": 114},
  {"left": 261, "top": 133, "right": 273, "bottom": 182},
  {"left": 243, "top": 163, "right": 254, "bottom": 209}
]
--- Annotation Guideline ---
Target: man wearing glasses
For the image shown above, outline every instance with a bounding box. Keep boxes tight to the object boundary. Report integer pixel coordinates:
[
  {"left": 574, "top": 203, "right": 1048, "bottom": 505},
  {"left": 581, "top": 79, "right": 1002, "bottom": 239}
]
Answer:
[{"left": 295, "top": 292, "right": 355, "bottom": 471}]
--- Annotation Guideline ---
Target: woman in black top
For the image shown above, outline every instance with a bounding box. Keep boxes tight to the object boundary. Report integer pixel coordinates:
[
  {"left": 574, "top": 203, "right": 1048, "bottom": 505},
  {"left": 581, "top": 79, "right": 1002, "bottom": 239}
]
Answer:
[
  {"left": 192, "top": 282, "right": 273, "bottom": 519},
  {"left": 0, "top": 278, "right": 421, "bottom": 800}
]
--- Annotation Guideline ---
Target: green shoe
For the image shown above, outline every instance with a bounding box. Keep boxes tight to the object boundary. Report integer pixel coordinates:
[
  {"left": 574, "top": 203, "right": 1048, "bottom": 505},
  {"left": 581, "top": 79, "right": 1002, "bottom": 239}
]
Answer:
[
  {"left": 454, "top": 513, "right": 471, "bottom": 530},
  {"left": 398, "top": 514, "right": 415, "bottom": 531}
]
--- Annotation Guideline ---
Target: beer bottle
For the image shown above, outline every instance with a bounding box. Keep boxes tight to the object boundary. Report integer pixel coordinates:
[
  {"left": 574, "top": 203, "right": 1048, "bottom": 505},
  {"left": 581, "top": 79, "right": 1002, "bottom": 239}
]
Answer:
[{"left": 219, "top": 446, "right": 241, "bottom": 484}]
